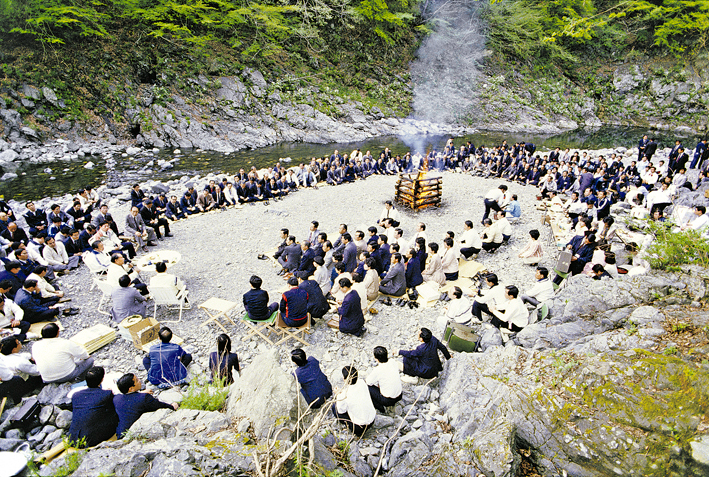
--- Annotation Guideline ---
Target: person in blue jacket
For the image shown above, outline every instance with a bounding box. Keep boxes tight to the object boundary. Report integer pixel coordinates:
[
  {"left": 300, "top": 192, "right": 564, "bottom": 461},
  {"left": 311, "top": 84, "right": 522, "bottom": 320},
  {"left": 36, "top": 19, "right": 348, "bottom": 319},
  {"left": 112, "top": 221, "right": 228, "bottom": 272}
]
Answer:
[
  {"left": 280, "top": 277, "right": 309, "bottom": 327},
  {"left": 335, "top": 278, "right": 365, "bottom": 337},
  {"left": 404, "top": 249, "right": 423, "bottom": 289},
  {"left": 68, "top": 366, "right": 119, "bottom": 447},
  {"left": 142, "top": 327, "right": 192, "bottom": 388},
  {"left": 398, "top": 328, "right": 450, "bottom": 380},
  {"left": 291, "top": 349, "right": 332, "bottom": 409}
]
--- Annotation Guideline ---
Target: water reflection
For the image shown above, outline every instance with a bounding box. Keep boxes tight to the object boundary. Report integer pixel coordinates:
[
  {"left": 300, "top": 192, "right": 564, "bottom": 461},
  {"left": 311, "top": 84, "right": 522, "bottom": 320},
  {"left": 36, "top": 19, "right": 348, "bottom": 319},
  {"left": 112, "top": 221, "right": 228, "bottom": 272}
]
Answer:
[{"left": 0, "top": 126, "right": 696, "bottom": 201}]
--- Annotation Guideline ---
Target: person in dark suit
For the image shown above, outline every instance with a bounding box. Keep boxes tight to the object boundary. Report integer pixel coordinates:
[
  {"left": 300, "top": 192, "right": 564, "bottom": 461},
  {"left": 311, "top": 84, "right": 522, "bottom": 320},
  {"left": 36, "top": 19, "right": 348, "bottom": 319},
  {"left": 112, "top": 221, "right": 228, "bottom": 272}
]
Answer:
[
  {"left": 691, "top": 139, "right": 707, "bottom": 169},
  {"left": 404, "top": 249, "right": 423, "bottom": 289},
  {"left": 69, "top": 366, "right": 119, "bottom": 447},
  {"left": 398, "top": 327, "right": 450, "bottom": 379},
  {"left": 180, "top": 191, "right": 198, "bottom": 215},
  {"left": 66, "top": 201, "right": 89, "bottom": 231},
  {"left": 637, "top": 135, "right": 649, "bottom": 161},
  {"left": 0, "top": 262, "right": 26, "bottom": 300},
  {"left": 668, "top": 140, "right": 683, "bottom": 165},
  {"left": 379, "top": 253, "right": 406, "bottom": 297},
  {"left": 298, "top": 274, "right": 329, "bottom": 319},
  {"left": 277, "top": 236, "right": 301, "bottom": 275},
  {"left": 153, "top": 193, "right": 168, "bottom": 216},
  {"left": 280, "top": 277, "right": 309, "bottom": 327},
  {"left": 23, "top": 202, "right": 47, "bottom": 236},
  {"left": 334, "top": 278, "right": 365, "bottom": 336},
  {"left": 64, "top": 229, "right": 84, "bottom": 258},
  {"left": 243, "top": 275, "right": 278, "bottom": 320},
  {"left": 342, "top": 233, "right": 357, "bottom": 273},
  {"left": 130, "top": 184, "right": 146, "bottom": 208},
  {"left": 291, "top": 349, "right": 332, "bottom": 409},
  {"left": 79, "top": 224, "right": 96, "bottom": 252},
  {"left": 554, "top": 233, "right": 596, "bottom": 284},
  {"left": 14, "top": 279, "right": 63, "bottom": 323},
  {"left": 273, "top": 228, "right": 289, "bottom": 261},
  {"left": 114, "top": 373, "right": 177, "bottom": 438},
  {"left": 297, "top": 241, "right": 316, "bottom": 279},
  {"left": 672, "top": 147, "right": 689, "bottom": 174},
  {"left": 645, "top": 137, "right": 658, "bottom": 162},
  {"left": 140, "top": 199, "right": 171, "bottom": 240},
  {"left": 1, "top": 223, "right": 28, "bottom": 245},
  {"left": 166, "top": 196, "right": 186, "bottom": 220}
]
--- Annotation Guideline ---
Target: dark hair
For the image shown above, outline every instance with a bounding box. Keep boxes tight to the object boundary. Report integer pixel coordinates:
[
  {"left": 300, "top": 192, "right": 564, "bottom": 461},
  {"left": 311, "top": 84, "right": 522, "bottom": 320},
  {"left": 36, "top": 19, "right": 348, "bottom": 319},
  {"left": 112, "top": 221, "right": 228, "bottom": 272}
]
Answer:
[
  {"left": 318, "top": 232, "right": 327, "bottom": 242},
  {"left": 41, "top": 322, "right": 60, "bottom": 339},
  {"left": 86, "top": 366, "right": 105, "bottom": 388},
  {"left": 529, "top": 229, "right": 540, "bottom": 240},
  {"left": 443, "top": 237, "right": 454, "bottom": 247},
  {"left": 499, "top": 185, "right": 508, "bottom": 191},
  {"left": 338, "top": 277, "right": 352, "bottom": 289},
  {"left": 217, "top": 333, "right": 231, "bottom": 355},
  {"left": 342, "top": 366, "right": 358, "bottom": 384},
  {"left": 291, "top": 349, "right": 307, "bottom": 367},
  {"left": 364, "top": 257, "right": 377, "bottom": 269},
  {"left": 33, "top": 265, "right": 48, "bottom": 275},
  {"left": 452, "top": 286, "right": 463, "bottom": 299},
  {"left": 287, "top": 276, "right": 299, "bottom": 286},
  {"left": 340, "top": 224, "right": 348, "bottom": 231},
  {"left": 117, "top": 373, "right": 136, "bottom": 394},
  {"left": 0, "top": 336, "right": 19, "bottom": 356},
  {"left": 483, "top": 218, "right": 492, "bottom": 226},
  {"left": 0, "top": 279, "right": 12, "bottom": 290},
  {"left": 155, "top": 262, "right": 167, "bottom": 273},
  {"left": 537, "top": 267, "right": 549, "bottom": 278},
  {"left": 506, "top": 285, "right": 519, "bottom": 298},
  {"left": 486, "top": 273, "right": 499, "bottom": 285},
  {"left": 368, "top": 226, "right": 377, "bottom": 234},
  {"left": 159, "top": 326, "right": 173, "bottom": 343},
  {"left": 342, "top": 233, "right": 352, "bottom": 242},
  {"left": 23, "top": 279, "right": 38, "bottom": 289},
  {"left": 5, "top": 261, "right": 20, "bottom": 272},
  {"left": 111, "top": 254, "right": 123, "bottom": 263},
  {"left": 118, "top": 274, "right": 131, "bottom": 287},
  {"left": 378, "top": 234, "right": 388, "bottom": 244},
  {"left": 697, "top": 205, "right": 706, "bottom": 214},
  {"left": 373, "top": 346, "right": 388, "bottom": 363},
  {"left": 288, "top": 235, "right": 296, "bottom": 243},
  {"left": 314, "top": 256, "right": 324, "bottom": 266},
  {"left": 392, "top": 252, "right": 402, "bottom": 263},
  {"left": 335, "top": 262, "right": 346, "bottom": 273},
  {"left": 592, "top": 264, "right": 606, "bottom": 274},
  {"left": 311, "top": 220, "right": 319, "bottom": 228},
  {"left": 447, "top": 231, "right": 455, "bottom": 239},
  {"left": 250, "top": 275, "right": 263, "bottom": 289},
  {"left": 420, "top": 327, "right": 432, "bottom": 342},
  {"left": 355, "top": 230, "right": 364, "bottom": 240},
  {"left": 464, "top": 220, "right": 473, "bottom": 228}
]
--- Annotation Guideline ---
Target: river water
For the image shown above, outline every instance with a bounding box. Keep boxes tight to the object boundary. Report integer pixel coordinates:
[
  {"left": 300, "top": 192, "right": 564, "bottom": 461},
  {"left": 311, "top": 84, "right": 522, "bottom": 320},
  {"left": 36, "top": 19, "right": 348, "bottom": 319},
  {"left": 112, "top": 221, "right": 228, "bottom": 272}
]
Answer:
[{"left": 0, "top": 126, "right": 693, "bottom": 201}]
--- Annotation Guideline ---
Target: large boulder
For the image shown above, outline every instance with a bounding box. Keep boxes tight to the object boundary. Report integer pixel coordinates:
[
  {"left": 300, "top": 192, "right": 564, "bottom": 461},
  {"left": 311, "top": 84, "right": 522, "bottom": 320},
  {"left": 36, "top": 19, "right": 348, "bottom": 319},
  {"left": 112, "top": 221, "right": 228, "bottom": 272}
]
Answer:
[
  {"left": 226, "top": 349, "right": 302, "bottom": 439},
  {"left": 387, "top": 431, "right": 433, "bottom": 477}
]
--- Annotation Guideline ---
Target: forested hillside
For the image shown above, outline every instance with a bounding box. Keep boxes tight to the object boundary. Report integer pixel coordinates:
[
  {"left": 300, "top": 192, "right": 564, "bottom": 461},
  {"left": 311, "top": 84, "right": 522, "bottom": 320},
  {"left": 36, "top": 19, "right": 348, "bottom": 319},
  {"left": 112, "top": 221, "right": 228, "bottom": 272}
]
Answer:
[{"left": 0, "top": 0, "right": 707, "bottom": 144}]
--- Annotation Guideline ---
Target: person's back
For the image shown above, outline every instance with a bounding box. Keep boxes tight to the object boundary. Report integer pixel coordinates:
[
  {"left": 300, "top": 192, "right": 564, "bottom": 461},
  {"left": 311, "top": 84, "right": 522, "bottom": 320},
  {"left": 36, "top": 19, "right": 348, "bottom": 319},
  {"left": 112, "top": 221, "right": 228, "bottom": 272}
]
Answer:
[
  {"left": 69, "top": 367, "right": 118, "bottom": 447},
  {"left": 298, "top": 278, "right": 328, "bottom": 319},
  {"left": 399, "top": 328, "right": 450, "bottom": 379},
  {"left": 292, "top": 352, "right": 332, "bottom": 408},
  {"left": 143, "top": 328, "right": 190, "bottom": 387},
  {"left": 32, "top": 324, "right": 92, "bottom": 383},
  {"left": 111, "top": 275, "right": 146, "bottom": 323},
  {"left": 280, "top": 278, "right": 309, "bottom": 326}
]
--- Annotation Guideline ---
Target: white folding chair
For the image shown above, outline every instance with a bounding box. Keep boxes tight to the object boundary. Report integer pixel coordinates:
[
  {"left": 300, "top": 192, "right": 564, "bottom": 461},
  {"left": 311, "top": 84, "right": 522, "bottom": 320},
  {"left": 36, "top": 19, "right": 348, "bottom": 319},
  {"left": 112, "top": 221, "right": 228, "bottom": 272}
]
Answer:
[
  {"left": 151, "top": 286, "right": 188, "bottom": 323},
  {"left": 93, "top": 277, "right": 116, "bottom": 316},
  {"left": 83, "top": 252, "right": 108, "bottom": 289}
]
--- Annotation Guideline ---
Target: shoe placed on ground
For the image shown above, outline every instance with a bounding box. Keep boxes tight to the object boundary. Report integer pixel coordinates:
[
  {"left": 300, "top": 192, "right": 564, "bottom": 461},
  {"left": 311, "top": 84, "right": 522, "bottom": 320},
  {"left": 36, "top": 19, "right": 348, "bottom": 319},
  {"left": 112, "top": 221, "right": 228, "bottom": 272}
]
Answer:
[
  {"left": 142, "top": 246, "right": 149, "bottom": 252},
  {"left": 63, "top": 308, "right": 79, "bottom": 316},
  {"left": 277, "top": 269, "right": 285, "bottom": 276},
  {"left": 382, "top": 297, "right": 392, "bottom": 306},
  {"left": 165, "top": 233, "right": 174, "bottom": 237},
  {"left": 368, "top": 307, "right": 378, "bottom": 315},
  {"left": 147, "top": 241, "right": 158, "bottom": 246},
  {"left": 257, "top": 254, "right": 268, "bottom": 260},
  {"left": 157, "top": 237, "right": 164, "bottom": 241}
]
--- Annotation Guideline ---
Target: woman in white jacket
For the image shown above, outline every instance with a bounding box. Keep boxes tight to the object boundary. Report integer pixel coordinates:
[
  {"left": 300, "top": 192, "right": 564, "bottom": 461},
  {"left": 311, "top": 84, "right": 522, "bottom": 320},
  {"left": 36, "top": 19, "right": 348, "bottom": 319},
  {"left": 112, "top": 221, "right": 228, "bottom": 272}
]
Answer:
[{"left": 421, "top": 242, "right": 446, "bottom": 287}]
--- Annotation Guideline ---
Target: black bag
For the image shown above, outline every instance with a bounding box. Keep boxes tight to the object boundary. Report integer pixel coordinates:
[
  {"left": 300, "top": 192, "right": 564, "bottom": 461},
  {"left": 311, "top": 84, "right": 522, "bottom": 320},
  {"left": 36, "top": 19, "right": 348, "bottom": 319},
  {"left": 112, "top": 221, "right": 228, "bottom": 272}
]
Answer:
[{"left": 11, "top": 397, "right": 40, "bottom": 428}]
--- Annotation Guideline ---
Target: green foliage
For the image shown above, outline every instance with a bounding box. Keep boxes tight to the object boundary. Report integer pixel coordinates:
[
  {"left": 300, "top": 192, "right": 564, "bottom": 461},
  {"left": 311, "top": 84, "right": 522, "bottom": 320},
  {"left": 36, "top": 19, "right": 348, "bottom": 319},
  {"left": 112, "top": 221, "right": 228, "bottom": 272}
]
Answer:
[
  {"left": 645, "top": 219, "right": 709, "bottom": 270},
  {"left": 180, "top": 376, "right": 229, "bottom": 411}
]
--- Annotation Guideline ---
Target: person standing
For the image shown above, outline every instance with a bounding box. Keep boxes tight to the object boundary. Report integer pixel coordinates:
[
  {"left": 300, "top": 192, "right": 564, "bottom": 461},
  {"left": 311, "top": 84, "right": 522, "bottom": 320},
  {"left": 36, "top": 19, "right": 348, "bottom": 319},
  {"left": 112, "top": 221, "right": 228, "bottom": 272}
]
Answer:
[{"left": 482, "top": 185, "right": 507, "bottom": 223}]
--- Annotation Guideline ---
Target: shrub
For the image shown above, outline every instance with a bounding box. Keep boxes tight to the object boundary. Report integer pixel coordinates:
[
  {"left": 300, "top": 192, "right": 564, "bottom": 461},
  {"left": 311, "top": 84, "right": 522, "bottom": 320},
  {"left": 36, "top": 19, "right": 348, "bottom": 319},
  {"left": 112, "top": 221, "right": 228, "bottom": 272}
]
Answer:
[
  {"left": 645, "top": 220, "right": 709, "bottom": 270},
  {"left": 180, "top": 376, "right": 229, "bottom": 411}
]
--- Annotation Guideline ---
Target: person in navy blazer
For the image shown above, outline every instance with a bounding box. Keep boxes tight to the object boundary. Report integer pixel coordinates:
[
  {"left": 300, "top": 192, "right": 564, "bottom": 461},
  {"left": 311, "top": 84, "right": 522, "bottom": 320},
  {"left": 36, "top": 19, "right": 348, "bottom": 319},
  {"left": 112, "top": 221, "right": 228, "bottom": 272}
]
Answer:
[
  {"left": 341, "top": 233, "right": 357, "bottom": 273},
  {"left": 69, "top": 366, "right": 119, "bottom": 447},
  {"left": 297, "top": 242, "right": 316, "bottom": 279},
  {"left": 398, "top": 328, "right": 450, "bottom": 379},
  {"left": 243, "top": 275, "right": 278, "bottom": 320},
  {"left": 336, "top": 278, "right": 365, "bottom": 336},
  {"left": 404, "top": 249, "right": 423, "bottom": 289}
]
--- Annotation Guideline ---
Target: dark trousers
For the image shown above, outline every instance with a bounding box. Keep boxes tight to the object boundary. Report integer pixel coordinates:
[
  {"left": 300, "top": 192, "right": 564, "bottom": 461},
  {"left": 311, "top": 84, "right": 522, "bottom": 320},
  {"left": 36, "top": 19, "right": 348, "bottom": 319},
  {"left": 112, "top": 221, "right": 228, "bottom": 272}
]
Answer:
[
  {"left": 301, "top": 389, "right": 332, "bottom": 409},
  {"left": 482, "top": 241, "right": 502, "bottom": 253},
  {"left": 444, "top": 271, "right": 459, "bottom": 282},
  {"left": 143, "top": 353, "right": 192, "bottom": 371},
  {"left": 472, "top": 300, "right": 489, "bottom": 320},
  {"left": 490, "top": 316, "right": 523, "bottom": 332},
  {"left": 482, "top": 199, "right": 501, "bottom": 222},
  {"left": 368, "top": 385, "right": 402, "bottom": 413},
  {"left": 7, "top": 321, "right": 31, "bottom": 342},
  {"left": 0, "top": 375, "right": 43, "bottom": 403},
  {"left": 121, "top": 241, "right": 137, "bottom": 259},
  {"left": 26, "top": 307, "right": 60, "bottom": 324},
  {"left": 150, "top": 218, "right": 170, "bottom": 238},
  {"left": 520, "top": 295, "right": 540, "bottom": 307},
  {"left": 460, "top": 246, "right": 481, "bottom": 259},
  {"left": 332, "top": 404, "right": 370, "bottom": 437}
]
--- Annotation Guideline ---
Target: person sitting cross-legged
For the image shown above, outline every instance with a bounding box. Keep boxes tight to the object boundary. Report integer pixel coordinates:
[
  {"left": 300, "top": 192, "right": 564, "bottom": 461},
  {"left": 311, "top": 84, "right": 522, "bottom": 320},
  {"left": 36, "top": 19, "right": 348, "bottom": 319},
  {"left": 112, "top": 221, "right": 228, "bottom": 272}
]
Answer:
[
  {"left": 68, "top": 366, "right": 119, "bottom": 447},
  {"left": 365, "top": 346, "right": 402, "bottom": 413},
  {"left": 297, "top": 273, "right": 329, "bottom": 320},
  {"left": 291, "top": 349, "right": 332, "bottom": 409},
  {"left": 520, "top": 267, "right": 554, "bottom": 307},
  {"left": 143, "top": 327, "right": 192, "bottom": 388},
  {"left": 397, "top": 327, "right": 450, "bottom": 383},
  {"left": 114, "top": 373, "right": 178, "bottom": 439},
  {"left": 32, "top": 323, "right": 94, "bottom": 383},
  {"left": 488, "top": 285, "right": 528, "bottom": 333},
  {"left": 0, "top": 336, "right": 43, "bottom": 403}
]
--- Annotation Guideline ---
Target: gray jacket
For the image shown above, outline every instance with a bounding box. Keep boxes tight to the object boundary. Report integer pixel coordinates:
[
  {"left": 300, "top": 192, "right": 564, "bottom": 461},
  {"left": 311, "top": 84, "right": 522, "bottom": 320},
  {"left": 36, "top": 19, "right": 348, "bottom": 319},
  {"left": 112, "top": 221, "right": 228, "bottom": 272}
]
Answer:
[
  {"left": 125, "top": 213, "right": 147, "bottom": 235},
  {"left": 380, "top": 262, "right": 406, "bottom": 296}
]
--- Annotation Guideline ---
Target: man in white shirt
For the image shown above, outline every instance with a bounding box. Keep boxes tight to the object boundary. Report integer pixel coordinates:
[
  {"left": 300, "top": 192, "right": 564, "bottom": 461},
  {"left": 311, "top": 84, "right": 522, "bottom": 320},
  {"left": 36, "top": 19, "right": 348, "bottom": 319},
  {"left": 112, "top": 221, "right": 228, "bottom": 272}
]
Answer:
[
  {"left": 482, "top": 184, "right": 508, "bottom": 222},
  {"left": 495, "top": 211, "right": 512, "bottom": 243},
  {"left": 646, "top": 182, "right": 672, "bottom": 214},
  {"left": 32, "top": 323, "right": 94, "bottom": 383},
  {"left": 471, "top": 273, "right": 506, "bottom": 320},
  {"left": 460, "top": 220, "right": 483, "bottom": 259},
  {"left": 0, "top": 336, "right": 42, "bottom": 402},
  {"left": 520, "top": 268, "right": 554, "bottom": 307},
  {"left": 377, "top": 200, "right": 401, "bottom": 226},
  {"left": 107, "top": 254, "right": 148, "bottom": 295},
  {"left": 681, "top": 205, "right": 709, "bottom": 232},
  {"left": 488, "top": 285, "right": 528, "bottom": 332},
  {"left": 149, "top": 261, "right": 188, "bottom": 304},
  {"left": 365, "top": 346, "right": 402, "bottom": 412},
  {"left": 42, "top": 236, "right": 80, "bottom": 273},
  {"left": 0, "top": 295, "right": 30, "bottom": 342},
  {"left": 408, "top": 223, "right": 428, "bottom": 251},
  {"left": 383, "top": 219, "right": 397, "bottom": 245},
  {"left": 333, "top": 366, "right": 376, "bottom": 436}
]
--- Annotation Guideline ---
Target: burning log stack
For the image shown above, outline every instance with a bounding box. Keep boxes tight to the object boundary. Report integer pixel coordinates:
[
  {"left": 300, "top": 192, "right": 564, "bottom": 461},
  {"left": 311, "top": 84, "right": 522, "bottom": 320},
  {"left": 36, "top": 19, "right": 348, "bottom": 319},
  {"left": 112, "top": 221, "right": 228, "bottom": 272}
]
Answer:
[{"left": 395, "top": 171, "right": 443, "bottom": 210}]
